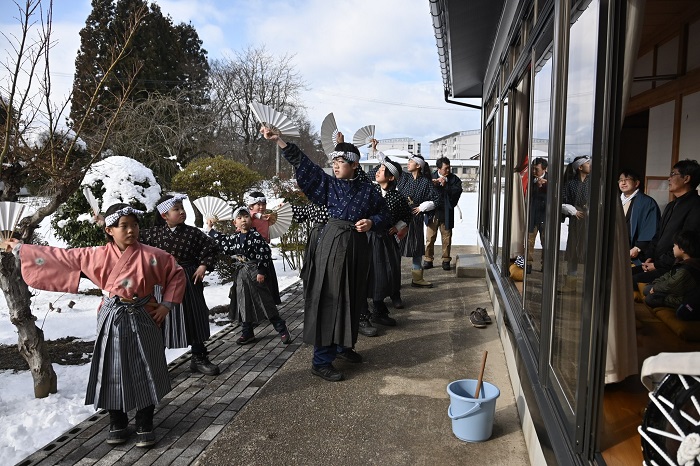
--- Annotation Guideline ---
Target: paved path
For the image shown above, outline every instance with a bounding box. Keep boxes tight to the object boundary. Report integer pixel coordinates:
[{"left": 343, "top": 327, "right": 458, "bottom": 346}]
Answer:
[{"left": 17, "top": 251, "right": 530, "bottom": 466}]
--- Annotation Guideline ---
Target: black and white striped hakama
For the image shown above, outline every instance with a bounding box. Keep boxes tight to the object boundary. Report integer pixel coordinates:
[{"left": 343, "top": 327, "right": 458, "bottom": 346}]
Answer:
[
  {"left": 228, "top": 260, "right": 280, "bottom": 323},
  {"left": 303, "top": 218, "right": 369, "bottom": 347},
  {"left": 367, "top": 230, "right": 402, "bottom": 301},
  {"left": 85, "top": 296, "right": 170, "bottom": 412},
  {"left": 169, "top": 263, "right": 211, "bottom": 348},
  {"left": 153, "top": 284, "right": 188, "bottom": 349},
  {"left": 400, "top": 213, "right": 426, "bottom": 257}
]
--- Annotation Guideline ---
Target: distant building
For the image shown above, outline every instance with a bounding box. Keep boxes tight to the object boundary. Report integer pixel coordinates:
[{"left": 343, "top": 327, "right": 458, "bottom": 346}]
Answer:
[
  {"left": 368, "top": 137, "right": 421, "bottom": 159},
  {"left": 429, "top": 129, "right": 481, "bottom": 160}
]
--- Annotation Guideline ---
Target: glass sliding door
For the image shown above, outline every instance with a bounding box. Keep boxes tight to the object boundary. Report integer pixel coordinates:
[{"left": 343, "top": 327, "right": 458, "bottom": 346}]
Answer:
[{"left": 548, "top": 0, "right": 599, "bottom": 426}]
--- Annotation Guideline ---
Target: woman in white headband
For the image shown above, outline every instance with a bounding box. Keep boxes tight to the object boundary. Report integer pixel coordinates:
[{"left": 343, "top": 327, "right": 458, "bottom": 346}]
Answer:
[{"left": 396, "top": 153, "right": 441, "bottom": 288}]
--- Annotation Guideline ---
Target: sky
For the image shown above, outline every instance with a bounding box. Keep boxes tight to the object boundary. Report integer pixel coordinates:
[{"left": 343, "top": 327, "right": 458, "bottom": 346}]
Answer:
[{"left": 0, "top": 0, "right": 482, "bottom": 158}]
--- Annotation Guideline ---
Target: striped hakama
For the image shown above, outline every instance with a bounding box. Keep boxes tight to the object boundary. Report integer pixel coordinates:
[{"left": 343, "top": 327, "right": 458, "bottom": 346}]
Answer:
[
  {"left": 85, "top": 296, "right": 170, "bottom": 411},
  {"left": 229, "top": 260, "right": 281, "bottom": 323},
  {"left": 367, "top": 230, "right": 402, "bottom": 301},
  {"left": 303, "top": 219, "right": 370, "bottom": 347},
  {"left": 174, "top": 263, "right": 211, "bottom": 347}
]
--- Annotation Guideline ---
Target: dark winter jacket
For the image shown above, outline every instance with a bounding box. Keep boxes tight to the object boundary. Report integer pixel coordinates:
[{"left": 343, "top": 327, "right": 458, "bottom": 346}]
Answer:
[
  {"left": 431, "top": 171, "right": 463, "bottom": 229},
  {"left": 645, "top": 191, "right": 700, "bottom": 273},
  {"left": 650, "top": 258, "right": 700, "bottom": 308}
]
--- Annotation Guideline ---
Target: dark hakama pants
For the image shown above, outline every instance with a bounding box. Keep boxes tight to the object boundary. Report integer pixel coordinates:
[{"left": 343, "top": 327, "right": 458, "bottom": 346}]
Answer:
[
  {"left": 229, "top": 260, "right": 280, "bottom": 323},
  {"left": 400, "top": 213, "right": 425, "bottom": 258},
  {"left": 153, "top": 284, "right": 187, "bottom": 348},
  {"left": 367, "top": 230, "right": 402, "bottom": 301},
  {"left": 85, "top": 296, "right": 170, "bottom": 412},
  {"left": 168, "top": 263, "right": 211, "bottom": 348},
  {"left": 300, "top": 222, "right": 325, "bottom": 287},
  {"left": 303, "top": 219, "right": 369, "bottom": 347}
]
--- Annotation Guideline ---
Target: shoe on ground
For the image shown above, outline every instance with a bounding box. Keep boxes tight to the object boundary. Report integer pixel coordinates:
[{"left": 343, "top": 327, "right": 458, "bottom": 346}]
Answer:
[
  {"left": 476, "top": 307, "right": 492, "bottom": 324},
  {"left": 469, "top": 310, "right": 488, "bottom": 328},
  {"left": 311, "top": 364, "right": 343, "bottom": 382},
  {"left": 442, "top": 261, "right": 451, "bottom": 271},
  {"left": 190, "top": 354, "right": 220, "bottom": 376},
  {"left": 371, "top": 314, "right": 397, "bottom": 327},
  {"left": 106, "top": 426, "right": 129, "bottom": 445},
  {"left": 336, "top": 348, "right": 363, "bottom": 363},
  {"left": 236, "top": 333, "right": 256, "bottom": 345},
  {"left": 358, "top": 319, "right": 378, "bottom": 337},
  {"left": 280, "top": 330, "right": 292, "bottom": 345},
  {"left": 423, "top": 260, "right": 434, "bottom": 269},
  {"left": 135, "top": 429, "right": 156, "bottom": 448},
  {"left": 391, "top": 296, "right": 404, "bottom": 309}
]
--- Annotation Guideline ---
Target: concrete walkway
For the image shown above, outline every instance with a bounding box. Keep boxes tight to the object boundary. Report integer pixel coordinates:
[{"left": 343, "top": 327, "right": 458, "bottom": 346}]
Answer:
[{"left": 17, "top": 247, "right": 529, "bottom": 466}]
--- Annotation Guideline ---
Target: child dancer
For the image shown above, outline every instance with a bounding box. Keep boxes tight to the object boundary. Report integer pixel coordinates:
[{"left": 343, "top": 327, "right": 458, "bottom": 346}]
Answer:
[
  {"left": 209, "top": 206, "right": 292, "bottom": 344},
  {"left": 397, "top": 154, "right": 439, "bottom": 288},
  {"left": 140, "top": 194, "right": 221, "bottom": 376},
  {"left": 3, "top": 204, "right": 185, "bottom": 447},
  {"left": 261, "top": 126, "right": 389, "bottom": 382},
  {"left": 367, "top": 156, "right": 412, "bottom": 325},
  {"left": 245, "top": 191, "right": 276, "bottom": 243}
]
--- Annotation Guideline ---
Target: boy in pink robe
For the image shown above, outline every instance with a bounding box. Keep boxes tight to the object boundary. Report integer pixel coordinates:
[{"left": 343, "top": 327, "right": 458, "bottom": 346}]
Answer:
[{"left": 4, "top": 204, "right": 185, "bottom": 448}]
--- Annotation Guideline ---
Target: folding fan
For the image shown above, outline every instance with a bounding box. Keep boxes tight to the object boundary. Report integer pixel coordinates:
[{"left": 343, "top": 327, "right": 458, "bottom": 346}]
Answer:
[
  {"left": 268, "top": 202, "right": 293, "bottom": 240},
  {"left": 249, "top": 102, "right": 300, "bottom": 137},
  {"left": 320, "top": 112, "right": 339, "bottom": 155},
  {"left": 353, "top": 125, "right": 375, "bottom": 147},
  {"left": 82, "top": 187, "right": 100, "bottom": 216},
  {"left": 193, "top": 196, "right": 233, "bottom": 221},
  {"left": 0, "top": 201, "right": 25, "bottom": 242}
]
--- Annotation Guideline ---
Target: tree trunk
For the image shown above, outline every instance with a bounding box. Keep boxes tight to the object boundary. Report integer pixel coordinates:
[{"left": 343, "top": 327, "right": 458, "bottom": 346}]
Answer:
[{"left": 0, "top": 251, "right": 57, "bottom": 398}]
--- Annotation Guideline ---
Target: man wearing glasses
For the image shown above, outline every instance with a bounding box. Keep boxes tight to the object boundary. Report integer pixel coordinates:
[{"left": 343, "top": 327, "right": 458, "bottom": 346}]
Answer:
[
  {"left": 632, "top": 159, "right": 700, "bottom": 289},
  {"left": 618, "top": 169, "right": 660, "bottom": 266}
]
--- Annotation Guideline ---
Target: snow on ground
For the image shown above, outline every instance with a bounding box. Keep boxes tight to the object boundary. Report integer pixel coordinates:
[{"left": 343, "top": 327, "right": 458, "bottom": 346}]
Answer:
[{"left": 0, "top": 193, "right": 480, "bottom": 464}]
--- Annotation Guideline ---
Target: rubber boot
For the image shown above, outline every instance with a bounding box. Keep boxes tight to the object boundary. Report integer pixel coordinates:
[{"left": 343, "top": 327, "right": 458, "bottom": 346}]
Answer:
[{"left": 411, "top": 269, "right": 433, "bottom": 288}]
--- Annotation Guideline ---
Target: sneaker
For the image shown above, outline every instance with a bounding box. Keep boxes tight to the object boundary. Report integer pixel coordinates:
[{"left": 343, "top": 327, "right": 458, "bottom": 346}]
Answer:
[
  {"left": 442, "top": 261, "right": 451, "bottom": 271},
  {"left": 236, "top": 333, "right": 256, "bottom": 345},
  {"left": 311, "top": 364, "right": 343, "bottom": 382},
  {"left": 358, "top": 319, "right": 378, "bottom": 337},
  {"left": 476, "top": 307, "right": 492, "bottom": 324},
  {"left": 423, "top": 260, "right": 434, "bottom": 269},
  {"left": 336, "top": 348, "right": 363, "bottom": 363},
  {"left": 371, "top": 314, "right": 397, "bottom": 327},
  {"left": 135, "top": 429, "right": 156, "bottom": 448},
  {"left": 106, "top": 426, "right": 129, "bottom": 445},
  {"left": 190, "top": 354, "right": 221, "bottom": 376},
  {"left": 280, "top": 330, "right": 292, "bottom": 345},
  {"left": 469, "top": 310, "right": 488, "bottom": 328}
]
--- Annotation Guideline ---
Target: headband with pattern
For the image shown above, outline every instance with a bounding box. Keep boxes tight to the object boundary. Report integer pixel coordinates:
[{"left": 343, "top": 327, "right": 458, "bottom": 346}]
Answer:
[
  {"left": 233, "top": 206, "right": 251, "bottom": 218},
  {"left": 382, "top": 159, "right": 403, "bottom": 179},
  {"left": 329, "top": 150, "right": 360, "bottom": 163},
  {"left": 408, "top": 154, "right": 426, "bottom": 168},
  {"left": 156, "top": 194, "right": 187, "bottom": 214},
  {"left": 104, "top": 206, "right": 144, "bottom": 227},
  {"left": 245, "top": 194, "right": 267, "bottom": 206},
  {"left": 571, "top": 156, "right": 591, "bottom": 171}
]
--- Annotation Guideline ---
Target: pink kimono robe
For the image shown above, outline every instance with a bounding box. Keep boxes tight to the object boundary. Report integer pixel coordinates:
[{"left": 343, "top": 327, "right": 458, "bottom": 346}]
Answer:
[{"left": 19, "top": 242, "right": 186, "bottom": 411}]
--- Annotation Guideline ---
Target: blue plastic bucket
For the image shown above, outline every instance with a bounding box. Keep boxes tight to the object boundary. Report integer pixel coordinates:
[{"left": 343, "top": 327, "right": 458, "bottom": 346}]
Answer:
[{"left": 447, "top": 379, "right": 500, "bottom": 442}]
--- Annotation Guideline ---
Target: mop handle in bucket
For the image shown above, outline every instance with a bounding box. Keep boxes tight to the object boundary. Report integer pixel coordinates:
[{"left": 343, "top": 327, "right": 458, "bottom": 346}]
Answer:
[{"left": 474, "top": 351, "right": 488, "bottom": 399}]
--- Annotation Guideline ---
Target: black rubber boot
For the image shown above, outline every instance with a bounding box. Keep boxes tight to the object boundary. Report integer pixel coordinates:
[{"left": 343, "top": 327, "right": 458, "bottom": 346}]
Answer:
[
  {"left": 107, "top": 410, "right": 129, "bottom": 445},
  {"left": 135, "top": 405, "right": 156, "bottom": 448}
]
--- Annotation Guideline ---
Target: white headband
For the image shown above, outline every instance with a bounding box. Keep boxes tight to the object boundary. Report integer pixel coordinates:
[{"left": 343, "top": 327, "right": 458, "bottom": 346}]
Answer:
[
  {"left": 329, "top": 150, "right": 360, "bottom": 163},
  {"left": 408, "top": 154, "right": 426, "bottom": 168},
  {"left": 105, "top": 207, "right": 144, "bottom": 226},
  {"left": 245, "top": 195, "right": 267, "bottom": 206},
  {"left": 571, "top": 156, "right": 591, "bottom": 171},
  {"left": 382, "top": 160, "right": 402, "bottom": 180},
  {"left": 156, "top": 194, "right": 187, "bottom": 214},
  {"left": 233, "top": 206, "right": 251, "bottom": 218}
]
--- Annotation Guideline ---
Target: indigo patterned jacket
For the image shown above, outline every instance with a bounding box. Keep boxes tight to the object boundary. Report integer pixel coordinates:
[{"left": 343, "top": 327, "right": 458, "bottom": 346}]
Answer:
[{"left": 209, "top": 228, "right": 273, "bottom": 276}]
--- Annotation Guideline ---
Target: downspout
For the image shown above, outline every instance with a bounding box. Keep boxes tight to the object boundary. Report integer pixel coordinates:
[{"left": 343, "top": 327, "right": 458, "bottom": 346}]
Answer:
[{"left": 429, "top": 0, "right": 482, "bottom": 110}]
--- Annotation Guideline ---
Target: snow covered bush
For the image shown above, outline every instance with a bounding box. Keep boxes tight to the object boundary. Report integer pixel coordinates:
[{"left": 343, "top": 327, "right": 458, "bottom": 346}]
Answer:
[{"left": 51, "top": 156, "right": 162, "bottom": 247}]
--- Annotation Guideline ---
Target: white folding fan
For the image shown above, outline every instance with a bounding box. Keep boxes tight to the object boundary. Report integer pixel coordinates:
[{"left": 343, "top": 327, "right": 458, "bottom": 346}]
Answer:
[
  {"left": 249, "top": 102, "right": 300, "bottom": 137},
  {"left": 82, "top": 187, "right": 101, "bottom": 216},
  {"left": 193, "top": 196, "right": 233, "bottom": 221},
  {"left": 268, "top": 202, "right": 293, "bottom": 240},
  {"left": 353, "top": 125, "right": 375, "bottom": 147},
  {"left": 0, "top": 201, "right": 25, "bottom": 242},
  {"left": 320, "top": 112, "right": 339, "bottom": 155}
]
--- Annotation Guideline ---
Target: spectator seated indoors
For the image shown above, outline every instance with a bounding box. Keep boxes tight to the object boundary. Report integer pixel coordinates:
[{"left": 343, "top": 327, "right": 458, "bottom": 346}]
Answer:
[{"left": 643, "top": 230, "right": 700, "bottom": 320}]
